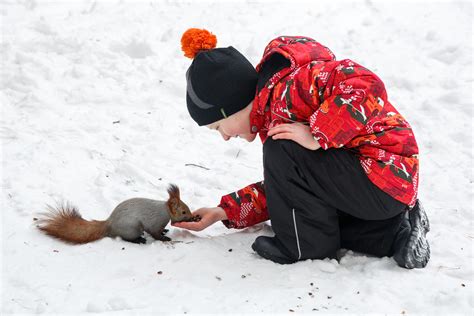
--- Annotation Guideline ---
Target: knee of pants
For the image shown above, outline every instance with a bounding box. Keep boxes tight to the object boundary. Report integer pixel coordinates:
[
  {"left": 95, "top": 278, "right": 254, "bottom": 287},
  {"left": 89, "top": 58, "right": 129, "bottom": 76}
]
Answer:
[{"left": 263, "top": 138, "right": 294, "bottom": 171}]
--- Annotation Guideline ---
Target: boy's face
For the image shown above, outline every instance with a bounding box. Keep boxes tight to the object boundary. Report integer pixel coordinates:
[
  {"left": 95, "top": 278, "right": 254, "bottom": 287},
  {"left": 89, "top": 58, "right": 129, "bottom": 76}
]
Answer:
[{"left": 206, "top": 101, "right": 257, "bottom": 142}]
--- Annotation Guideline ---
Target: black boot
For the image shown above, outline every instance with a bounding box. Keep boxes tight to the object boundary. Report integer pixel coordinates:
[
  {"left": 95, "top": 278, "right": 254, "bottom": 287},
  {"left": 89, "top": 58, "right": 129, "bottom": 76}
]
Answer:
[
  {"left": 392, "top": 200, "right": 430, "bottom": 269},
  {"left": 252, "top": 236, "right": 296, "bottom": 264}
]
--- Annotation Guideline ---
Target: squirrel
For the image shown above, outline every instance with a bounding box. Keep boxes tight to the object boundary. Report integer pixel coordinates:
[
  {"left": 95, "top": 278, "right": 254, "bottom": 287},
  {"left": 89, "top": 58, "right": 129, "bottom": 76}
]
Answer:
[{"left": 36, "top": 184, "right": 199, "bottom": 244}]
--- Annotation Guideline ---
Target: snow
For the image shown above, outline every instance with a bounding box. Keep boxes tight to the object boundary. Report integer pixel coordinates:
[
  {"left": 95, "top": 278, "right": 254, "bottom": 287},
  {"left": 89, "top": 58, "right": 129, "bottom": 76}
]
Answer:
[{"left": 1, "top": 0, "right": 472, "bottom": 314}]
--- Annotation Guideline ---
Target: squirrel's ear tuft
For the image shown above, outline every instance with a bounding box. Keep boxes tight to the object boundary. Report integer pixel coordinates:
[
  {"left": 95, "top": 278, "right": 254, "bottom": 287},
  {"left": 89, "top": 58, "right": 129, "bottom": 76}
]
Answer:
[
  {"left": 167, "top": 184, "right": 180, "bottom": 199},
  {"left": 181, "top": 28, "right": 217, "bottom": 59}
]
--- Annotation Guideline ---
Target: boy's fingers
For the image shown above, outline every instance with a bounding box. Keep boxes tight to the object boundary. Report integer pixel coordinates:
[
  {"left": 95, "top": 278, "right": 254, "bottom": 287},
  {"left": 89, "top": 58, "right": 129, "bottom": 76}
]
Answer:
[
  {"left": 269, "top": 128, "right": 290, "bottom": 136},
  {"left": 269, "top": 124, "right": 290, "bottom": 130},
  {"left": 172, "top": 222, "right": 191, "bottom": 228},
  {"left": 268, "top": 124, "right": 291, "bottom": 135},
  {"left": 270, "top": 123, "right": 309, "bottom": 136},
  {"left": 272, "top": 132, "right": 294, "bottom": 140},
  {"left": 171, "top": 221, "right": 204, "bottom": 231}
]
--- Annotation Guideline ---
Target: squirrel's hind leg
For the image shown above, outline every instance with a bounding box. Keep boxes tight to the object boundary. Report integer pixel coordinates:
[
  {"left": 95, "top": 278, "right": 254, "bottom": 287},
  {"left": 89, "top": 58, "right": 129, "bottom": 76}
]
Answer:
[
  {"left": 125, "top": 236, "right": 147, "bottom": 244},
  {"left": 156, "top": 235, "right": 171, "bottom": 242},
  {"left": 109, "top": 222, "right": 146, "bottom": 244},
  {"left": 146, "top": 228, "right": 171, "bottom": 242}
]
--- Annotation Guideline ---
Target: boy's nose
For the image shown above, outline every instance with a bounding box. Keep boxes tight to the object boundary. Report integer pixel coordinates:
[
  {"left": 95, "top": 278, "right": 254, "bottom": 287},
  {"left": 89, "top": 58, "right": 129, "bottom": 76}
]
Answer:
[{"left": 218, "top": 129, "right": 231, "bottom": 141}]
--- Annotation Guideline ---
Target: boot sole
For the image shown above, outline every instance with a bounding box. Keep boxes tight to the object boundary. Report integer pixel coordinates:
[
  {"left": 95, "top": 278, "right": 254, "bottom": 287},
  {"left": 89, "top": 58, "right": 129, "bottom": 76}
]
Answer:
[
  {"left": 251, "top": 239, "right": 296, "bottom": 265},
  {"left": 395, "top": 202, "right": 431, "bottom": 269}
]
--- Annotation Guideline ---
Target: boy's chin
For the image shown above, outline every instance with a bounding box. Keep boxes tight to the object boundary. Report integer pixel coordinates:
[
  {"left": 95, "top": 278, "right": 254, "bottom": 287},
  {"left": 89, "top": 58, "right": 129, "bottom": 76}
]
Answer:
[{"left": 244, "top": 133, "right": 257, "bottom": 142}]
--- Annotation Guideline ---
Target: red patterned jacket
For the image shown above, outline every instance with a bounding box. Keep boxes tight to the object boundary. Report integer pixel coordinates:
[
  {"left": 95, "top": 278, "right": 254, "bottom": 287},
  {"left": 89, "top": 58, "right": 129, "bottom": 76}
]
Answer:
[{"left": 219, "top": 36, "right": 419, "bottom": 229}]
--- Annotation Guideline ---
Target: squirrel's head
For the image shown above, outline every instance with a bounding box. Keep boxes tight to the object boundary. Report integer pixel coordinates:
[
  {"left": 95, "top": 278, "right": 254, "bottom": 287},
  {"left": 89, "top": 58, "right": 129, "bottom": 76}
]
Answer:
[{"left": 166, "top": 184, "right": 193, "bottom": 223}]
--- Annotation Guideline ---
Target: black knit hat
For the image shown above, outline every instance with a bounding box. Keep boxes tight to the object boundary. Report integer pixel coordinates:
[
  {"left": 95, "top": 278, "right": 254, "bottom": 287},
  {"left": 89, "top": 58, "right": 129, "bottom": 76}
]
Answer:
[{"left": 182, "top": 29, "right": 257, "bottom": 126}]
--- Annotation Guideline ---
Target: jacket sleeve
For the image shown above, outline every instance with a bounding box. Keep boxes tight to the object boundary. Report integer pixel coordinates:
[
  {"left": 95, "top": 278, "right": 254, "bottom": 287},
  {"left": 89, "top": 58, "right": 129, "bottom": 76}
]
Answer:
[
  {"left": 307, "top": 59, "right": 386, "bottom": 149},
  {"left": 218, "top": 181, "right": 268, "bottom": 229}
]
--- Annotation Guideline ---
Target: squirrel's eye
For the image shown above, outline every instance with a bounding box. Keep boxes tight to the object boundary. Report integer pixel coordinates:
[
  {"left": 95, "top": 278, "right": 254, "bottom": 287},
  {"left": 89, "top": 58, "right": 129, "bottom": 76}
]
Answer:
[{"left": 182, "top": 211, "right": 186, "bottom": 214}]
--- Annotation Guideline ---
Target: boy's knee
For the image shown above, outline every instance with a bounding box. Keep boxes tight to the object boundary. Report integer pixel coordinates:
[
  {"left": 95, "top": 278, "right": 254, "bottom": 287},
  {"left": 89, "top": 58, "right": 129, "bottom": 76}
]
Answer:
[{"left": 263, "top": 138, "right": 294, "bottom": 169}]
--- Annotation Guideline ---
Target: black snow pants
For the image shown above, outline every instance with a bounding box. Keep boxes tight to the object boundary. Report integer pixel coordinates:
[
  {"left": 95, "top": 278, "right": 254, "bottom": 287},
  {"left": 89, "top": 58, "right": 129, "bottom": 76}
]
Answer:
[{"left": 263, "top": 137, "right": 408, "bottom": 260}]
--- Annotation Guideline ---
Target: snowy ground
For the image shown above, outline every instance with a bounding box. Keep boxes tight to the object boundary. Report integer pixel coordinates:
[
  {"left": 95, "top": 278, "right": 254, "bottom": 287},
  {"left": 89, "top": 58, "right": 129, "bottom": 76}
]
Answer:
[{"left": 1, "top": 0, "right": 473, "bottom": 314}]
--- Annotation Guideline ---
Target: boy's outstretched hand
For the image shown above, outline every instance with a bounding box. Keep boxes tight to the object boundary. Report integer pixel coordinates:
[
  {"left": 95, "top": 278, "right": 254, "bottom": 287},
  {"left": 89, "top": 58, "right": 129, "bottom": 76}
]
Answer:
[
  {"left": 268, "top": 122, "right": 321, "bottom": 150},
  {"left": 171, "top": 207, "right": 227, "bottom": 231}
]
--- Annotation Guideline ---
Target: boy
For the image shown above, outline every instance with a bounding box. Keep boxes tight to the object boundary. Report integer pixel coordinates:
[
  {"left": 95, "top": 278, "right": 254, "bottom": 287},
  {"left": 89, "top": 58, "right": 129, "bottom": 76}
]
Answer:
[{"left": 174, "top": 28, "right": 430, "bottom": 268}]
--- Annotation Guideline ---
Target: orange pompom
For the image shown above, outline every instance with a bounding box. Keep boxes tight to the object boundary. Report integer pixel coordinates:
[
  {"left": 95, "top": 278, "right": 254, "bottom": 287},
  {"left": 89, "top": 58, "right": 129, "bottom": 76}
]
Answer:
[{"left": 181, "top": 28, "right": 217, "bottom": 59}]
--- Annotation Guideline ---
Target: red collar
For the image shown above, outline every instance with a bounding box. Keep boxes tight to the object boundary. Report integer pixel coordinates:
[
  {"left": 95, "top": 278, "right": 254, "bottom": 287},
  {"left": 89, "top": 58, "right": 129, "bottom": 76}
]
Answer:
[{"left": 249, "top": 36, "right": 335, "bottom": 140}]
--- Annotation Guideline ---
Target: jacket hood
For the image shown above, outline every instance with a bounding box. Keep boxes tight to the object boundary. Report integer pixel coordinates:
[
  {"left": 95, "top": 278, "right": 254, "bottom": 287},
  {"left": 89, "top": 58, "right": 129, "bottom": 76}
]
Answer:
[{"left": 255, "top": 36, "right": 336, "bottom": 72}]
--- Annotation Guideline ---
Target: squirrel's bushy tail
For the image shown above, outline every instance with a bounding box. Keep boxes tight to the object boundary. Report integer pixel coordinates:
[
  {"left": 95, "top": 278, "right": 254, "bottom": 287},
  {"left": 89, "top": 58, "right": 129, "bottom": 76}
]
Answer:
[{"left": 36, "top": 203, "right": 108, "bottom": 244}]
